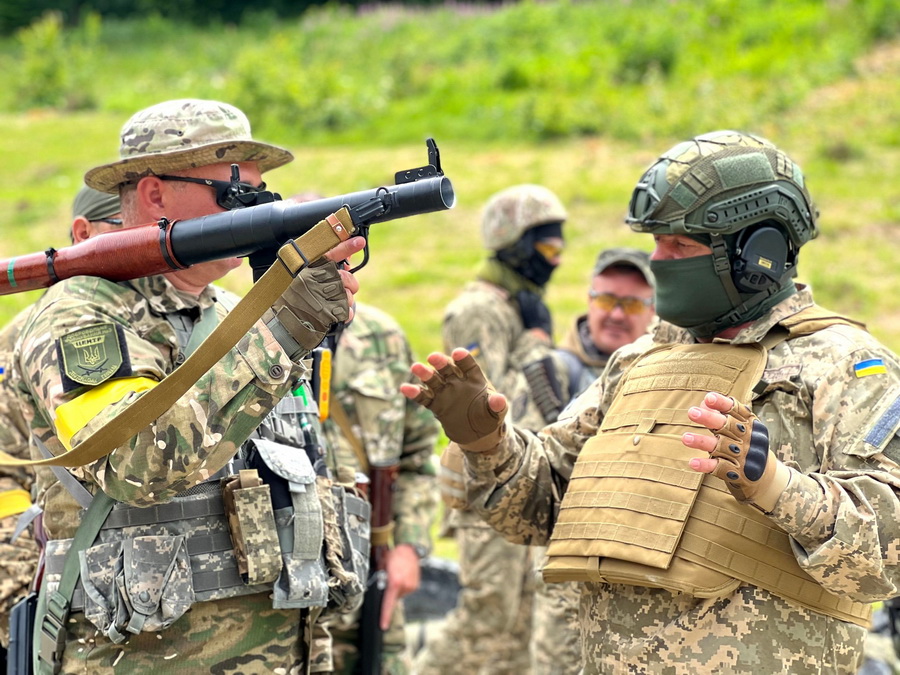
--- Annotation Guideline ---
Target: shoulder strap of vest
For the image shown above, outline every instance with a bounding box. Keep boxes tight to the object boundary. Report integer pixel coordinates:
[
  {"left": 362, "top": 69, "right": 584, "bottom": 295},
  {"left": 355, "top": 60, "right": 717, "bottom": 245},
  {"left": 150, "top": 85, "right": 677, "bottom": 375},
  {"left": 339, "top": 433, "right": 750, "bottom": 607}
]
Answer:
[
  {"left": 778, "top": 303, "right": 866, "bottom": 337},
  {"left": 761, "top": 304, "right": 866, "bottom": 351}
]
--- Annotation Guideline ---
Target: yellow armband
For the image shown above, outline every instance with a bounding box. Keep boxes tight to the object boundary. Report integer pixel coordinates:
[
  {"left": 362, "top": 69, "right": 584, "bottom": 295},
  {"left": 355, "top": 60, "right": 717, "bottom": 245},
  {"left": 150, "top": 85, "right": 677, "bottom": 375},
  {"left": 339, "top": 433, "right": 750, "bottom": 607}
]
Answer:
[{"left": 55, "top": 377, "right": 158, "bottom": 449}]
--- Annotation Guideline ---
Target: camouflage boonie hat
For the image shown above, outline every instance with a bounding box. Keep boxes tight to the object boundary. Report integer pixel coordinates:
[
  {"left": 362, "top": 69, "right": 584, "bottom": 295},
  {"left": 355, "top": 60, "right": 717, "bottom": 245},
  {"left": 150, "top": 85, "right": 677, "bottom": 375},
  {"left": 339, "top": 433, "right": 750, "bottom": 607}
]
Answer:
[
  {"left": 85, "top": 99, "right": 294, "bottom": 193},
  {"left": 481, "top": 184, "right": 567, "bottom": 251},
  {"left": 72, "top": 185, "right": 121, "bottom": 220},
  {"left": 626, "top": 130, "right": 817, "bottom": 250},
  {"left": 592, "top": 247, "right": 655, "bottom": 292}
]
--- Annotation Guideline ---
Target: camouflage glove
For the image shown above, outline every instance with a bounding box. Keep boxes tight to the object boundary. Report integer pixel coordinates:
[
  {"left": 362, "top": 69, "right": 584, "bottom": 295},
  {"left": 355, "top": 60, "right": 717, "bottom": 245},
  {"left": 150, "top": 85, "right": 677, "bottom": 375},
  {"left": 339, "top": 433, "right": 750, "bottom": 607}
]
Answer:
[
  {"left": 411, "top": 353, "right": 507, "bottom": 453},
  {"left": 709, "top": 398, "right": 790, "bottom": 511},
  {"left": 516, "top": 290, "right": 553, "bottom": 336},
  {"left": 265, "top": 260, "right": 349, "bottom": 359}
]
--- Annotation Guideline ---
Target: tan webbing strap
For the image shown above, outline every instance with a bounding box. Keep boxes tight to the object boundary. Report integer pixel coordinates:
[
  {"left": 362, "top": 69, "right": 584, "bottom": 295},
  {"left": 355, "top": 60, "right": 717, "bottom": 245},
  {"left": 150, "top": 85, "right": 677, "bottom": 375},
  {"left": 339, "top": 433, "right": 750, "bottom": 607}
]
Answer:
[
  {"left": 329, "top": 397, "right": 370, "bottom": 476},
  {"left": 0, "top": 209, "right": 354, "bottom": 468},
  {"left": 329, "top": 398, "right": 396, "bottom": 548}
]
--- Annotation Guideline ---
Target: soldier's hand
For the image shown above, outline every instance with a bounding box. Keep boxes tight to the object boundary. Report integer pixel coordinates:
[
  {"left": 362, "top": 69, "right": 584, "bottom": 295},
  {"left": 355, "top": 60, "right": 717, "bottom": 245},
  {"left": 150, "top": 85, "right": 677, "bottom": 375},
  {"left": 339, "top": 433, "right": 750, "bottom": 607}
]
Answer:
[
  {"left": 682, "top": 392, "right": 791, "bottom": 512},
  {"left": 267, "top": 257, "right": 360, "bottom": 357},
  {"left": 380, "top": 544, "right": 421, "bottom": 630},
  {"left": 400, "top": 349, "right": 508, "bottom": 452}
]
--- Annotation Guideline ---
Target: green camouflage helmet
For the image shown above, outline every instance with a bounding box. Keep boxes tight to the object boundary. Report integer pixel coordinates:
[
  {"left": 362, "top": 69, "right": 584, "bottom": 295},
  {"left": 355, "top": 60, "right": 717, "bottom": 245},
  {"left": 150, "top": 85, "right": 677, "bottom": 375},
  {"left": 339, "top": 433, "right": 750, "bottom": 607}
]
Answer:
[
  {"left": 626, "top": 130, "right": 818, "bottom": 250},
  {"left": 481, "top": 184, "right": 567, "bottom": 251}
]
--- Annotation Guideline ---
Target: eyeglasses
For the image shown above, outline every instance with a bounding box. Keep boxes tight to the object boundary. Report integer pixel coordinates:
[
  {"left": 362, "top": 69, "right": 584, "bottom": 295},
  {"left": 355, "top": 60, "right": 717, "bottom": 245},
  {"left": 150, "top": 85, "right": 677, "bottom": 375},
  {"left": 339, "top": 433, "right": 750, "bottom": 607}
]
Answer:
[
  {"left": 157, "top": 166, "right": 272, "bottom": 211},
  {"left": 534, "top": 240, "right": 564, "bottom": 261},
  {"left": 91, "top": 218, "right": 123, "bottom": 226},
  {"left": 589, "top": 291, "right": 653, "bottom": 314}
]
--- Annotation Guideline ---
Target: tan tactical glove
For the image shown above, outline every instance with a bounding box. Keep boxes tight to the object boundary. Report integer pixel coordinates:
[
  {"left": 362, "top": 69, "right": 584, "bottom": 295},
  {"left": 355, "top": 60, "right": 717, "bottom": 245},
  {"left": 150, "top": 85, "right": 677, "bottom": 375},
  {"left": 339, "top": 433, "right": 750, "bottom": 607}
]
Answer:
[
  {"left": 265, "top": 260, "right": 349, "bottom": 358},
  {"left": 411, "top": 353, "right": 507, "bottom": 452},
  {"left": 710, "top": 398, "right": 790, "bottom": 511}
]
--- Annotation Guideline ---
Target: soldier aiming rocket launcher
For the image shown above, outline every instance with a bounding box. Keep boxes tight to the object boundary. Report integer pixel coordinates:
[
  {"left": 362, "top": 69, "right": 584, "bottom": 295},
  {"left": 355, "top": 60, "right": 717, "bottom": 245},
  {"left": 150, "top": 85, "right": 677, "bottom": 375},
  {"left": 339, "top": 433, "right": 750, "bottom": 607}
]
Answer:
[{"left": 0, "top": 138, "right": 454, "bottom": 294}]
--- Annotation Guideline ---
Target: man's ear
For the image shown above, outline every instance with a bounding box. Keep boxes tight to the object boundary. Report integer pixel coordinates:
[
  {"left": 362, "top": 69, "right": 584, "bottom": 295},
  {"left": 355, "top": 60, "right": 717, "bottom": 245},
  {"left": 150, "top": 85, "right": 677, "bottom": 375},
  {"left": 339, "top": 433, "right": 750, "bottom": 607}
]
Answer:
[
  {"left": 71, "top": 216, "right": 93, "bottom": 244},
  {"left": 135, "top": 176, "right": 166, "bottom": 218}
]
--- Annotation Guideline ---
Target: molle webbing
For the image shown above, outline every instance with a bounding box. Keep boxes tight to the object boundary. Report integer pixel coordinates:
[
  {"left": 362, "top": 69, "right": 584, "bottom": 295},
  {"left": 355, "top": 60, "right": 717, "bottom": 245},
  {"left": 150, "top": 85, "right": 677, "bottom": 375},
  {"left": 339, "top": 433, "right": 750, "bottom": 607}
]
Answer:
[{"left": 543, "top": 341, "right": 871, "bottom": 627}]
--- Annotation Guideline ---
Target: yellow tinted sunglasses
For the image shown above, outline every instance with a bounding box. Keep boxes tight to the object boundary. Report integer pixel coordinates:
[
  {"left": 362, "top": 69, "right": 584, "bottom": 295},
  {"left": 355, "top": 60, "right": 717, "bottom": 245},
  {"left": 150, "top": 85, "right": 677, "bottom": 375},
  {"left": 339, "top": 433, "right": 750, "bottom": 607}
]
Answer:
[
  {"left": 589, "top": 291, "right": 653, "bottom": 314},
  {"left": 535, "top": 240, "right": 564, "bottom": 261}
]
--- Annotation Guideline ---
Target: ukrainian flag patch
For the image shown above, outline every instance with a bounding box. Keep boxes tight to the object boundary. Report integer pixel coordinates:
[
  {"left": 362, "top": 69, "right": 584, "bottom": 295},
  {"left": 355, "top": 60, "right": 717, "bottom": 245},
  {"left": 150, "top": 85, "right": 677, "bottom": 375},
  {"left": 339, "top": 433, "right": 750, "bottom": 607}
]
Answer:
[
  {"left": 854, "top": 358, "right": 887, "bottom": 378},
  {"left": 466, "top": 342, "right": 481, "bottom": 359}
]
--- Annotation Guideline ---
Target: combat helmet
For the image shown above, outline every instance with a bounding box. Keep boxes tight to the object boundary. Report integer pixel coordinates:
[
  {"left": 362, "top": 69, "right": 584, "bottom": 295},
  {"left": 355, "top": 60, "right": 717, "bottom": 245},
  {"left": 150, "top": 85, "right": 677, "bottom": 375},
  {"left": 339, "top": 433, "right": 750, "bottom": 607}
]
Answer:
[
  {"left": 626, "top": 130, "right": 818, "bottom": 336},
  {"left": 482, "top": 184, "right": 567, "bottom": 251}
]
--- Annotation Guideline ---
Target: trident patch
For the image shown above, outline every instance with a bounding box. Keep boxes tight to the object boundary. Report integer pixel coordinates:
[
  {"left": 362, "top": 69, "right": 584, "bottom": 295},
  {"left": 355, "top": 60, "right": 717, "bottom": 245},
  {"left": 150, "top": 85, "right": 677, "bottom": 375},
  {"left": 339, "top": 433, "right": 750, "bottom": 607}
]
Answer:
[{"left": 57, "top": 323, "right": 131, "bottom": 391}]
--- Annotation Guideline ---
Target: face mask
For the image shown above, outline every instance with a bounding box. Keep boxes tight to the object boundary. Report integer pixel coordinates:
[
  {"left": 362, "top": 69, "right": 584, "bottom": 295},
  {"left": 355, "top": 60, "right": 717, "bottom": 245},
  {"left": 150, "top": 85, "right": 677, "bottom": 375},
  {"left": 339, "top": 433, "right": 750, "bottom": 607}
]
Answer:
[
  {"left": 650, "top": 255, "right": 735, "bottom": 336},
  {"left": 517, "top": 248, "right": 557, "bottom": 287}
]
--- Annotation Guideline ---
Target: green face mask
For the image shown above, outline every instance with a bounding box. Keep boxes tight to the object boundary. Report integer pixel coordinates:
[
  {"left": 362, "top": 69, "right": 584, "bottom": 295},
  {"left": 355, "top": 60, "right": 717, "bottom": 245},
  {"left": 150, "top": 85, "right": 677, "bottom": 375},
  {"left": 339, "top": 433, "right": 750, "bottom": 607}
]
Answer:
[{"left": 650, "top": 255, "right": 735, "bottom": 336}]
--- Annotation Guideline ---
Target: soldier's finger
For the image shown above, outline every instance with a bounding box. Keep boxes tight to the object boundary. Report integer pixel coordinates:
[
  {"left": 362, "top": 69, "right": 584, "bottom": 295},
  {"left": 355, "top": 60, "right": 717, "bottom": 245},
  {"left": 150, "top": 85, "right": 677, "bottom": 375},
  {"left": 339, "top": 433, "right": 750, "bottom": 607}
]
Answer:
[
  {"left": 425, "top": 351, "right": 453, "bottom": 370},
  {"left": 437, "top": 360, "right": 464, "bottom": 381},
  {"left": 681, "top": 431, "right": 716, "bottom": 453},
  {"left": 399, "top": 383, "right": 422, "bottom": 400},
  {"left": 689, "top": 456, "right": 718, "bottom": 474},
  {"left": 687, "top": 405, "right": 728, "bottom": 432},
  {"left": 701, "top": 392, "right": 736, "bottom": 414},
  {"left": 488, "top": 392, "right": 508, "bottom": 415},
  {"left": 410, "top": 362, "right": 436, "bottom": 383},
  {"left": 380, "top": 585, "right": 399, "bottom": 631}
]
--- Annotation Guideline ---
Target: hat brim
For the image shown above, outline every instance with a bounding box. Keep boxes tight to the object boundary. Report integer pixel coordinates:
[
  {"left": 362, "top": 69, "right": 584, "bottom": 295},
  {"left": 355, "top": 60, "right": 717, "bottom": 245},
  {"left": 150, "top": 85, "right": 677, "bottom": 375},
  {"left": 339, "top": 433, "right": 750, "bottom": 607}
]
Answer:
[{"left": 84, "top": 140, "right": 294, "bottom": 194}]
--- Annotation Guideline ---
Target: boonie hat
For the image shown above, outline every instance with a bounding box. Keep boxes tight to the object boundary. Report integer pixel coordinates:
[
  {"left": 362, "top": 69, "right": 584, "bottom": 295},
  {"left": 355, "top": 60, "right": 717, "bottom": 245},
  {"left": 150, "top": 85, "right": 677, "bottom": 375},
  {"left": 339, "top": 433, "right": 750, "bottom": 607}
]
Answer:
[
  {"left": 72, "top": 185, "right": 121, "bottom": 220},
  {"left": 592, "top": 247, "right": 655, "bottom": 291},
  {"left": 85, "top": 99, "right": 294, "bottom": 193}
]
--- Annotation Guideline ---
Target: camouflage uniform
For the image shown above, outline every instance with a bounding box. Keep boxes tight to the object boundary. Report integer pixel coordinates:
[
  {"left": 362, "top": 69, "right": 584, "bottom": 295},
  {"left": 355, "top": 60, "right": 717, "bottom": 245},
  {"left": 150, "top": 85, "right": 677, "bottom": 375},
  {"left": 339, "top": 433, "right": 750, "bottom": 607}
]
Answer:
[
  {"left": 462, "top": 287, "right": 900, "bottom": 674},
  {"left": 15, "top": 274, "right": 321, "bottom": 673},
  {"left": 415, "top": 275, "right": 551, "bottom": 675},
  {"left": 321, "top": 302, "right": 439, "bottom": 674},
  {"left": 0, "top": 307, "right": 40, "bottom": 649},
  {"left": 530, "top": 313, "right": 610, "bottom": 675}
]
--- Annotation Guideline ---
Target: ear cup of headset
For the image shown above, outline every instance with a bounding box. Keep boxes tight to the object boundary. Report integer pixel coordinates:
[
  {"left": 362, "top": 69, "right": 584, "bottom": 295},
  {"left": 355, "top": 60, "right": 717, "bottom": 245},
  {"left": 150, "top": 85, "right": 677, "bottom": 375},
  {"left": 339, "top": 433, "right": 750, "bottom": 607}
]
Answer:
[{"left": 731, "top": 226, "right": 789, "bottom": 293}]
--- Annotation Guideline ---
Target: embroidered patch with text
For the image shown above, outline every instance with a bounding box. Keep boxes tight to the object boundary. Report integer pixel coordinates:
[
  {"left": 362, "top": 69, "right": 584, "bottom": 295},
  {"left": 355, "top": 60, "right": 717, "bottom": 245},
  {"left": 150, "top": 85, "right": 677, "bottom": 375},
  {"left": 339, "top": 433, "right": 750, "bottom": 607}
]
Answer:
[{"left": 57, "top": 323, "right": 132, "bottom": 391}]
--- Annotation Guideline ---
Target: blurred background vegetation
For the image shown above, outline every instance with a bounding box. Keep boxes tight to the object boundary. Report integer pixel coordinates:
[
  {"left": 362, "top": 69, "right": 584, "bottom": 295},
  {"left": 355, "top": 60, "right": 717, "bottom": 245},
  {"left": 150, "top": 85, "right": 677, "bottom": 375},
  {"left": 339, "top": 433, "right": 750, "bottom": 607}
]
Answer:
[{"left": 0, "top": 0, "right": 898, "bottom": 557}]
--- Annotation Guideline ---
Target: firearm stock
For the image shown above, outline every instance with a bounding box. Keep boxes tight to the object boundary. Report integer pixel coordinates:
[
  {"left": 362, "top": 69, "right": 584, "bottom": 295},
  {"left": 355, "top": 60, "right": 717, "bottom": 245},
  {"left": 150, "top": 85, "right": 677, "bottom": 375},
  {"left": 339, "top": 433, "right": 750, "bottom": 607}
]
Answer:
[{"left": 0, "top": 140, "right": 454, "bottom": 294}]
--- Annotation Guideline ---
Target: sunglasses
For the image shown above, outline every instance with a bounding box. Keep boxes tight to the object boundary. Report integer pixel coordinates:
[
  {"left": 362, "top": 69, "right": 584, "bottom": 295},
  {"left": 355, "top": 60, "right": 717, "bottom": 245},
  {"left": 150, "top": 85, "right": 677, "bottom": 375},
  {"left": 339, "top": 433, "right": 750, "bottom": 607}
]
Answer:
[
  {"left": 589, "top": 291, "right": 653, "bottom": 314},
  {"left": 157, "top": 166, "right": 276, "bottom": 211},
  {"left": 91, "top": 218, "right": 123, "bottom": 226},
  {"left": 534, "top": 240, "right": 564, "bottom": 261}
]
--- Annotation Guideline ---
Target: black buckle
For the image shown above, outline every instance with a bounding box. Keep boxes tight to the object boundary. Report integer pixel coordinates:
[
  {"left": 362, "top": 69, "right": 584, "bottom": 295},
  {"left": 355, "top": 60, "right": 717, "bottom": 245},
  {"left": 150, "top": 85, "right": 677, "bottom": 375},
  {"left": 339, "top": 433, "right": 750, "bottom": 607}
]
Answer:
[{"left": 279, "top": 239, "right": 310, "bottom": 278}]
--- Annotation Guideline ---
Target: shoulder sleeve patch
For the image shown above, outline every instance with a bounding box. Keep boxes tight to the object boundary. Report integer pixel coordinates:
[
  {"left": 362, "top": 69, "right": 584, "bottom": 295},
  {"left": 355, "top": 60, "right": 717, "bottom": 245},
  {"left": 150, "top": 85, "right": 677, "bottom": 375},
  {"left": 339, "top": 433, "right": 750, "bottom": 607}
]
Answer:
[{"left": 56, "top": 323, "right": 133, "bottom": 392}]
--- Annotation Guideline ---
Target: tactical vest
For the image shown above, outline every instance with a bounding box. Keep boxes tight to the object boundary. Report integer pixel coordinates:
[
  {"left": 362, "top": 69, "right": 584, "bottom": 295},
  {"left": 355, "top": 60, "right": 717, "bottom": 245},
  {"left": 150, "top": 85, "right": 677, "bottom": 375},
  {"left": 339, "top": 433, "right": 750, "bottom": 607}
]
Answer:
[
  {"left": 42, "top": 376, "right": 371, "bottom": 644},
  {"left": 543, "top": 307, "right": 871, "bottom": 627}
]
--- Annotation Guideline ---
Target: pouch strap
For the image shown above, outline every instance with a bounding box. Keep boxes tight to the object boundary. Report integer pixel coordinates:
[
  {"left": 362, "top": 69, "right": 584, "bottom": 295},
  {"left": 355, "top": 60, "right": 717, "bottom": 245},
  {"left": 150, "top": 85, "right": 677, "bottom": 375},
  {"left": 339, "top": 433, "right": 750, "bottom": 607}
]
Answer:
[{"left": 36, "top": 491, "right": 114, "bottom": 675}]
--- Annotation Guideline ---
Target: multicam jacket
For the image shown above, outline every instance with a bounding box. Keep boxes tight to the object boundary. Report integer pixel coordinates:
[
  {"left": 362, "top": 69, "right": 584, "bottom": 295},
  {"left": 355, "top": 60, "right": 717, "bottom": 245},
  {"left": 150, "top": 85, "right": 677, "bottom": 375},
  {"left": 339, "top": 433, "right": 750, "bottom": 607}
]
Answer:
[
  {"left": 323, "top": 301, "right": 439, "bottom": 552},
  {"left": 462, "top": 287, "right": 900, "bottom": 674},
  {"left": 14, "top": 273, "right": 314, "bottom": 673}
]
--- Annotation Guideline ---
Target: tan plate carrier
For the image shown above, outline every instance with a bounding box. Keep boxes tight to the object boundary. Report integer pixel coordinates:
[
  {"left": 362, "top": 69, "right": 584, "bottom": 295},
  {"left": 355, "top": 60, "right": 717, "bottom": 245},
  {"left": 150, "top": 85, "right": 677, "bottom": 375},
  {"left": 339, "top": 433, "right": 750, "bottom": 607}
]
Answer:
[{"left": 543, "top": 329, "right": 871, "bottom": 627}]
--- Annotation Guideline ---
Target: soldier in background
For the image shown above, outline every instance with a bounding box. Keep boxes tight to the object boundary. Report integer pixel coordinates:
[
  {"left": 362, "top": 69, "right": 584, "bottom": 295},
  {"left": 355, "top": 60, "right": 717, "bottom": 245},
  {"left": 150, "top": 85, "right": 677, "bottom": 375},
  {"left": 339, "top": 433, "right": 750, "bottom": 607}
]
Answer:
[
  {"left": 405, "top": 131, "right": 900, "bottom": 673},
  {"left": 525, "top": 247, "right": 655, "bottom": 674},
  {"left": 0, "top": 185, "right": 122, "bottom": 664},
  {"left": 415, "top": 184, "right": 566, "bottom": 675},
  {"left": 321, "top": 301, "right": 440, "bottom": 674}
]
